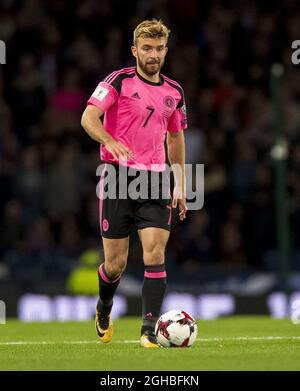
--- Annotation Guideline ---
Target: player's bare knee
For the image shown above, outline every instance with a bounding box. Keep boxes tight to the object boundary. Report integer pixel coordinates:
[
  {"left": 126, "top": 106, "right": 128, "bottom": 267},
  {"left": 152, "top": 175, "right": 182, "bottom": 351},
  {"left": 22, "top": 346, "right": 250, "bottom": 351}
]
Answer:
[
  {"left": 105, "top": 258, "right": 126, "bottom": 278},
  {"left": 116, "top": 261, "right": 126, "bottom": 275}
]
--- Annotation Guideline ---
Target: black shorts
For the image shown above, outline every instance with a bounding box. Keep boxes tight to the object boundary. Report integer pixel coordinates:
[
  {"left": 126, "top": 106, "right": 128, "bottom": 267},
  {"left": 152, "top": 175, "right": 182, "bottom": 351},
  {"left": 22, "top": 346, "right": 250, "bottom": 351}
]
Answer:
[{"left": 98, "top": 164, "right": 172, "bottom": 238}]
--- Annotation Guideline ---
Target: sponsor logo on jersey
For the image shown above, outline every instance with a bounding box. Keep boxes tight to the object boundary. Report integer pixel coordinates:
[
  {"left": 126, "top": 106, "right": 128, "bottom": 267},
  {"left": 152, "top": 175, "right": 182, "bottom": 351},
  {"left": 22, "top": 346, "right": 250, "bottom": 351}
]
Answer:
[{"left": 131, "top": 92, "right": 141, "bottom": 99}]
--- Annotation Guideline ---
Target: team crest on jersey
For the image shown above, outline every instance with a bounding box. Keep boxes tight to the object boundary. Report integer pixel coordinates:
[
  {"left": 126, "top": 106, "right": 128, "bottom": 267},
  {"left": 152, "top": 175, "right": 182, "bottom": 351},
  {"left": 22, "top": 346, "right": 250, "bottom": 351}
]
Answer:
[{"left": 164, "top": 96, "right": 175, "bottom": 109}]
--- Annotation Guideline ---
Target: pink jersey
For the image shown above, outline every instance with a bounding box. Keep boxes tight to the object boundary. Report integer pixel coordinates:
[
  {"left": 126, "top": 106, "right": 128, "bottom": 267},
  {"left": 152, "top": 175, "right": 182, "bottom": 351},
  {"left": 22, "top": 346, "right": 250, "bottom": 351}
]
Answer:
[{"left": 87, "top": 67, "right": 188, "bottom": 171}]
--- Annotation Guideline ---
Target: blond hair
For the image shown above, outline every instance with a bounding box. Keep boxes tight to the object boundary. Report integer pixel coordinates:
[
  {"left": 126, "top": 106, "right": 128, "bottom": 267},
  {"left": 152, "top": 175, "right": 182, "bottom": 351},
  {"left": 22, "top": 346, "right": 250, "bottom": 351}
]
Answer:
[{"left": 133, "top": 19, "right": 170, "bottom": 46}]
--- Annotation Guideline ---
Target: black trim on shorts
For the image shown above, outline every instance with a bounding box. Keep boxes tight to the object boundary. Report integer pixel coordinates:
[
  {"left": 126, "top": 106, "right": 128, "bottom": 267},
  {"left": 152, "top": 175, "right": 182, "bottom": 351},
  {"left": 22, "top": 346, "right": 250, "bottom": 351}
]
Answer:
[
  {"left": 136, "top": 223, "right": 171, "bottom": 232},
  {"left": 101, "top": 232, "right": 130, "bottom": 239}
]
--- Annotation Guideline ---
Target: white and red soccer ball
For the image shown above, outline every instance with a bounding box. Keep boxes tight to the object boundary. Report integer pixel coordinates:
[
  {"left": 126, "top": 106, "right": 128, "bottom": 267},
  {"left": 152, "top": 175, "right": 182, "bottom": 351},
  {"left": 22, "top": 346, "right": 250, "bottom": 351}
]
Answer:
[{"left": 155, "top": 309, "right": 198, "bottom": 348}]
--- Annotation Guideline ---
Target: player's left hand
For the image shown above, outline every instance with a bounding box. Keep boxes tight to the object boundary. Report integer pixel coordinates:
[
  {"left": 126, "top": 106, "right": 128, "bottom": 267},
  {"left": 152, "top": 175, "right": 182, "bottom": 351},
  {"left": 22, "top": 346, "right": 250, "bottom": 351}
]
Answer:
[{"left": 172, "top": 188, "right": 187, "bottom": 221}]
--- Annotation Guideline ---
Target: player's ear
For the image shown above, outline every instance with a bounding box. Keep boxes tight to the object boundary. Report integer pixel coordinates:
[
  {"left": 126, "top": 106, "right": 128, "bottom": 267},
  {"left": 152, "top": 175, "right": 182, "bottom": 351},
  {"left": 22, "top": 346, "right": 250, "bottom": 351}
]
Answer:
[{"left": 131, "top": 46, "right": 137, "bottom": 58}]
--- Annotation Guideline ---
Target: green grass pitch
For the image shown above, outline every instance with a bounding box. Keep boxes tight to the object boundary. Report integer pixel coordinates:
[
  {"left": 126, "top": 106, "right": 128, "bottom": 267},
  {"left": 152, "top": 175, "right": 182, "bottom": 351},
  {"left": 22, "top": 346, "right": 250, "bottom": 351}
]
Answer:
[{"left": 0, "top": 316, "right": 300, "bottom": 370}]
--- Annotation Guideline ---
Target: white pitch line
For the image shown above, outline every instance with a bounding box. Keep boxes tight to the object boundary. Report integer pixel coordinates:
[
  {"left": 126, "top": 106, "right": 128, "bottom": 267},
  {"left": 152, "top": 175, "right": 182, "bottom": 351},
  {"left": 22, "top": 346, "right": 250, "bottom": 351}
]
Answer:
[
  {"left": 0, "top": 341, "right": 98, "bottom": 346},
  {"left": 1, "top": 336, "right": 300, "bottom": 346},
  {"left": 119, "top": 336, "right": 300, "bottom": 344}
]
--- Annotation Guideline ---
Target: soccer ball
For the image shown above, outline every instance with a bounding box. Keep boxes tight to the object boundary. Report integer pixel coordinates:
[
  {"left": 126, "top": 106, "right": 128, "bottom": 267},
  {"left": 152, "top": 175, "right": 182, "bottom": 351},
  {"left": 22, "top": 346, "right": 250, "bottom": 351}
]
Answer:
[{"left": 155, "top": 309, "right": 197, "bottom": 347}]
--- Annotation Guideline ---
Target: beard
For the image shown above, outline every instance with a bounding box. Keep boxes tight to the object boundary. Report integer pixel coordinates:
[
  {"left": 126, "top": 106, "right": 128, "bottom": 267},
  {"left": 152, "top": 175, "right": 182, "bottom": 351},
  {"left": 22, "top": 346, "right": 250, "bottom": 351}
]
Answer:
[{"left": 137, "top": 57, "right": 164, "bottom": 76}]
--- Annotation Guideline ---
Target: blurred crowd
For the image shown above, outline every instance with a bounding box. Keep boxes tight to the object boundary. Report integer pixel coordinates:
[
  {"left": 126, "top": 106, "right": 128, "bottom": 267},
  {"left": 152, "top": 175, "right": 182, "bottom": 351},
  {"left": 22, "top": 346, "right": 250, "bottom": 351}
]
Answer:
[{"left": 1, "top": 0, "right": 300, "bottom": 291}]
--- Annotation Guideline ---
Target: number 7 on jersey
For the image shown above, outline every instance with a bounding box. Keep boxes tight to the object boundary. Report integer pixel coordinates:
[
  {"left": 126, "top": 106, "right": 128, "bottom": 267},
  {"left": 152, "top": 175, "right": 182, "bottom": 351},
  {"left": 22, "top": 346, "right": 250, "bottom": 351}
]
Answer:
[{"left": 143, "top": 106, "right": 155, "bottom": 127}]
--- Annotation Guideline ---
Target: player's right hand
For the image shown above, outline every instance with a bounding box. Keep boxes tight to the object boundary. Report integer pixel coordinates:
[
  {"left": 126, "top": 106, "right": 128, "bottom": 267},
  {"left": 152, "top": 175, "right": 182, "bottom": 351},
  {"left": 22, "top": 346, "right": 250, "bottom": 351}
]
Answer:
[{"left": 105, "top": 139, "right": 133, "bottom": 161}]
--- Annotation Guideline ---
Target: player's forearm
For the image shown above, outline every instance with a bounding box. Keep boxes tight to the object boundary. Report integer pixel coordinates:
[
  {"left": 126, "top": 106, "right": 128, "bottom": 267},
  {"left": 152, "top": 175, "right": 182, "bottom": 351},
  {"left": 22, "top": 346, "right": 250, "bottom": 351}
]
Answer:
[
  {"left": 167, "top": 132, "right": 186, "bottom": 195},
  {"left": 81, "top": 110, "right": 113, "bottom": 145}
]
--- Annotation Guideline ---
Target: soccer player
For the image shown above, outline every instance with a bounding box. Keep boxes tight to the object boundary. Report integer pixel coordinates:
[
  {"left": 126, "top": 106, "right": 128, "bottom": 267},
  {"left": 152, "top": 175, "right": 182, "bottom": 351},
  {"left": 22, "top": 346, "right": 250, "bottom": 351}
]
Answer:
[{"left": 81, "top": 19, "right": 187, "bottom": 348}]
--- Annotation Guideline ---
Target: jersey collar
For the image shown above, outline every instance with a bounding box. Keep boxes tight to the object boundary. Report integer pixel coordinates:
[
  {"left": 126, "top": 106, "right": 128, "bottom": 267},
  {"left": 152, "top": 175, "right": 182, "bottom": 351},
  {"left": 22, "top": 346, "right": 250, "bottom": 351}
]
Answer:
[{"left": 135, "top": 68, "right": 164, "bottom": 86}]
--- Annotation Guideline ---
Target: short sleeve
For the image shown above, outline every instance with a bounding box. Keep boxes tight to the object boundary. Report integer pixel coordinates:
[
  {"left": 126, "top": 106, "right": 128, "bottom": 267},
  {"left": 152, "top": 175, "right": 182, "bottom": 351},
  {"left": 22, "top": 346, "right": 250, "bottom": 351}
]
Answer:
[
  {"left": 87, "top": 82, "right": 118, "bottom": 113},
  {"left": 168, "top": 102, "right": 188, "bottom": 133}
]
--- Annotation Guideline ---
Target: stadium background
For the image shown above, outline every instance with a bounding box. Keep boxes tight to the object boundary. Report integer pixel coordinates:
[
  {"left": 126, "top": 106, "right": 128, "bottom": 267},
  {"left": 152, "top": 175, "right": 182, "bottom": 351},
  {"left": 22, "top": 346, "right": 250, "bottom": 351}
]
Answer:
[{"left": 0, "top": 0, "right": 299, "bottom": 321}]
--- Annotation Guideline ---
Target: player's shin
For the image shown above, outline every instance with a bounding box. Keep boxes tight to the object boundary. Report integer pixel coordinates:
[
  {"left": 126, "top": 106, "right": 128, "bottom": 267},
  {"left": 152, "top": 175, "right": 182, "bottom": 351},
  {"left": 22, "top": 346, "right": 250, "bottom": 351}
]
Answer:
[
  {"left": 141, "top": 264, "right": 167, "bottom": 335},
  {"left": 97, "top": 263, "right": 121, "bottom": 322}
]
